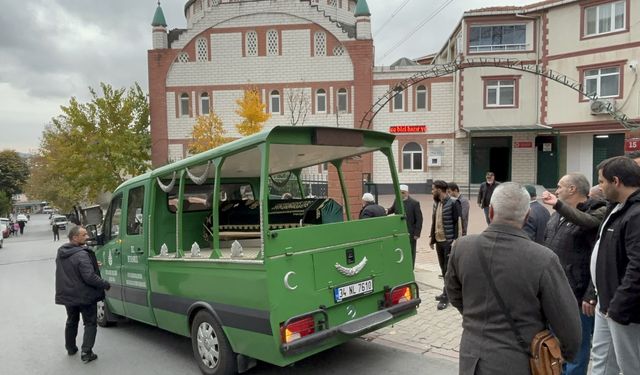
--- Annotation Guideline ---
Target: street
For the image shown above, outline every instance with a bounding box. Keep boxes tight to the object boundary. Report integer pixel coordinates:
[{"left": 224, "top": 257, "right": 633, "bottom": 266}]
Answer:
[{"left": 0, "top": 214, "right": 458, "bottom": 375}]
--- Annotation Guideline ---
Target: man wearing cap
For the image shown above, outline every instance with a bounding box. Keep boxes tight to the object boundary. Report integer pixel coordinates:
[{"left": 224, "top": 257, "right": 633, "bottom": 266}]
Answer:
[
  {"left": 523, "top": 185, "right": 550, "bottom": 244},
  {"left": 387, "top": 184, "right": 423, "bottom": 268},
  {"left": 359, "top": 193, "right": 385, "bottom": 219}
]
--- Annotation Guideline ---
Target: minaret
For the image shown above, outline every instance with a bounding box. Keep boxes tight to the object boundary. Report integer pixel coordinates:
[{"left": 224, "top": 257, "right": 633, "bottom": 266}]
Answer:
[
  {"left": 152, "top": 1, "right": 168, "bottom": 49},
  {"left": 355, "top": 0, "right": 371, "bottom": 40}
]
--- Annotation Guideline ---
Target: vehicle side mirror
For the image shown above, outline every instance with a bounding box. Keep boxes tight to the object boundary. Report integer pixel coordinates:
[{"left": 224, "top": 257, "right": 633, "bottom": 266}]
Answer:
[{"left": 86, "top": 224, "right": 104, "bottom": 247}]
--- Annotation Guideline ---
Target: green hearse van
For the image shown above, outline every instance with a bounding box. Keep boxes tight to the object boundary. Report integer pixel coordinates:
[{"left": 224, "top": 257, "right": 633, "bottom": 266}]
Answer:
[{"left": 85, "top": 126, "right": 420, "bottom": 374}]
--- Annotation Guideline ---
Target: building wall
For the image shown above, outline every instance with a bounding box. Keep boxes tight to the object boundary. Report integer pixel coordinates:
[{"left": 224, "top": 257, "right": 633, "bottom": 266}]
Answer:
[{"left": 566, "top": 133, "right": 595, "bottom": 184}]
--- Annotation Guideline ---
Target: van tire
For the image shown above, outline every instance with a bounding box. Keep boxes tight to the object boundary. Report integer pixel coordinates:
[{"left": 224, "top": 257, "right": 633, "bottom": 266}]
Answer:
[
  {"left": 97, "top": 300, "right": 118, "bottom": 327},
  {"left": 191, "top": 310, "right": 236, "bottom": 375}
]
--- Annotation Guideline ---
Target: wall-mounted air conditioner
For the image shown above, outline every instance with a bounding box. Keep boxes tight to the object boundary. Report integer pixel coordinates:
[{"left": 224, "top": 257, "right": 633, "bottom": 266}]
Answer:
[{"left": 590, "top": 98, "right": 616, "bottom": 115}]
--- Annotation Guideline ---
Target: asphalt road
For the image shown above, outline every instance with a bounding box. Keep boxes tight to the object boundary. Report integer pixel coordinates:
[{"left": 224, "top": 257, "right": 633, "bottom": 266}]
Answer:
[{"left": 0, "top": 214, "right": 457, "bottom": 375}]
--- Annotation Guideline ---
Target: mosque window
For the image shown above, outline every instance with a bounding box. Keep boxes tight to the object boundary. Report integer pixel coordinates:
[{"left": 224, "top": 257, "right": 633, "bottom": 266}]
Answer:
[
  {"left": 402, "top": 143, "right": 423, "bottom": 171},
  {"left": 316, "top": 89, "right": 327, "bottom": 113},
  {"left": 177, "top": 52, "right": 190, "bottom": 63},
  {"left": 314, "top": 32, "right": 326, "bottom": 56},
  {"left": 201, "top": 93, "right": 210, "bottom": 115},
  {"left": 332, "top": 45, "right": 345, "bottom": 56},
  {"left": 337, "top": 88, "right": 348, "bottom": 113},
  {"left": 180, "top": 93, "right": 190, "bottom": 117},
  {"left": 196, "top": 38, "right": 208, "bottom": 62},
  {"left": 246, "top": 31, "right": 258, "bottom": 56},
  {"left": 416, "top": 85, "right": 427, "bottom": 110},
  {"left": 393, "top": 88, "right": 404, "bottom": 111},
  {"left": 270, "top": 90, "right": 280, "bottom": 113},
  {"left": 267, "top": 30, "right": 279, "bottom": 56}
]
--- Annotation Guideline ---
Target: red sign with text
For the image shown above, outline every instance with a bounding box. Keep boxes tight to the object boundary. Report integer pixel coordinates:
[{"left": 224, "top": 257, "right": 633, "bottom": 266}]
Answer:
[
  {"left": 514, "top": 141, "right": 533, "bottom": 148},
  {"left": 625, "top": 138, "right": 640, "bottom": 152},
  {"left": 389, "top": 125, "right": 427, "bottom": 133}
]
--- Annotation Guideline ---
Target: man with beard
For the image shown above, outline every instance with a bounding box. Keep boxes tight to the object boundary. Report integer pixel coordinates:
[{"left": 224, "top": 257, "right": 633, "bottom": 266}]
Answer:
[
  {"left": 429, "top": 180, "right": 461, "bottom": 310},
  {"left": 387, "top": 184, "right": 423, "bottom": 269}
]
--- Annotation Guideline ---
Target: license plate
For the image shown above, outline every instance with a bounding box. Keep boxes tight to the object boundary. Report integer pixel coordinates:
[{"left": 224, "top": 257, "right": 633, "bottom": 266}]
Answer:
[{"left": 334, "top": 279, "right": 373, "bottom": 303}]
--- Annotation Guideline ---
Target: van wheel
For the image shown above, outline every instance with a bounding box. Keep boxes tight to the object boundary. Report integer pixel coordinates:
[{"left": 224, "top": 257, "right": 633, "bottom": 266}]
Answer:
[
  {"left": 191, "top": 310, "right": 236, "bottom": 375},
  {"left": 97, "top": 300, "right": 118, "bottom": 327}
]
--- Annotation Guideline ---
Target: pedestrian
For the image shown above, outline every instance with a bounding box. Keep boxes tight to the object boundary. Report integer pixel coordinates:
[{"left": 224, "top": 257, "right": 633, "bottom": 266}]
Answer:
[
  {"left": 52, "top": 223, "right": 60, "bottom": 242},
  {"left": 477, "top": 171, "right": 499, "bottom": 225},
  {"left": 447, "top": 182, "right": 469, "bottom": 235},
  {"left": 12, "top": 222, "right": 19, "bottom": 236},
  {"left": 589, "top": 185, "right": 605, "bottom": 201},
  {"left": 522, "top": 185, "right": 550, "bottom": 244},
  {"left": 359, "top": 192, "right": 385, "bottom": 219},
  {"left": 18, "top": 220, "right": 25, "bottom": 235},
  {"left": 429, "top": 180, "right": 461, "bottom": 310},
  {"left": 387, "top": 184, "right": 423, "bottom": 269},
  {"left": 590, "top": 156, "right": 640, "bottom": 375},
  {"left": 541, "top": 173, "right": 607, "bottom": 375},
  {"left": 627, "top": 150, "right": 640, "bottom": 166},
  {"left": 446, "top": 182, "right": 581, "bottom": 375},
  {"left": 55, "top": 226, "right": 111, "bottom": 363}
]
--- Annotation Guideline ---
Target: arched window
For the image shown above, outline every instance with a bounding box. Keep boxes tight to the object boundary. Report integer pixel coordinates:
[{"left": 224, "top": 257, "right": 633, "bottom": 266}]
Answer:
[
  {"left": 246, "top": 31, "right": 258, "bottom": 56},
  {"left": 201, "top": 92, "right": 210, "bottom": 115},
  {"left": 393, "top": 88, "right": 404, "bottom": 111},
  {"left": 416, "top": 85, "right": 427, "bottom": 110},
  {"left": 314, "top": 32, "right": 326, "bottom": 56},
  {"left": 333, "top": 45, "right": 345, "bottom": 56},
  {"left": 196, "top": 38, "right": 208, "bottom": 62},
  {"left": 270, "top": 90, "right": 280, "bottom": 113},
  {"left": 337, "top": 88, "right": 348, "bottom": 113},
  {"left": 402, "top": 142, "right": 423, "bottom": 171},
  {"left": 177, "top": 52, "right": 190, "bottom": 63},
  {"left": 316, "top": 89, "right": 327, "bottom": 113},
  {"left": 180, "top": 93, "right": 190, "bottom": 117},
  {"left": 267, "top": 30, "right": 279, "bottom": 56}
]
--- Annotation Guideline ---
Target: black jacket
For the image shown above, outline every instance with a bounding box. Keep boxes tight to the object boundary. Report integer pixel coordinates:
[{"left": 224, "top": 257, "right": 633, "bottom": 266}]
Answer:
[
  {"left": 55, "top": 243, "right": 110, "bottom": 306},
  {"left": 594, "top": 189, "right": 640, "bottom": 325},
  {"left": 544, "top": 198, "right": 606, "bottom": 305},
  {"left": 388, "top": 196, "right": 423, "bottom": 238},
  {"left": 477, "top": 181, "right": 500, "bottom": 208},
  {"left": 430, "top": 196, "right": 462, "bottom": 244},
  {"left": 524, "top": 201, "right": 550, "bottom": 244},
  {"left": 359, "top": 202, "right": 386, "bottom": 219}
]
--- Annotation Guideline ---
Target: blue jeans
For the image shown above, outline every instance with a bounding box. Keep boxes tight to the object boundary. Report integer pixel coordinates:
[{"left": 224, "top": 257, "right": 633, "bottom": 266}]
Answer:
[
  {"left": 482, "top": 207, "right": 490, "bottom": 225},
  {"left": 563, "top": 311, "right": 594, "bottom": 375}
]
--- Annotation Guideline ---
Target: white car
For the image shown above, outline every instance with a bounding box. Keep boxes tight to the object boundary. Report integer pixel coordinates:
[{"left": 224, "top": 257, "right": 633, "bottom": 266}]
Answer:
[
  {"left": 16, "top": 214, "right": 28, "bottom": 222},
  {"left": 52, "top": 215, "right": 68, "bottom": 230}
]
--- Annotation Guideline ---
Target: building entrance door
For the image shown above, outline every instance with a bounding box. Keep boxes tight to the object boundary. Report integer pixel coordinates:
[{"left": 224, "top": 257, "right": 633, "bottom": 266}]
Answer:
[
  {"left": 471, "top": 137, "right": 512, "bottom": 183},
  {"left": 592, "top": 134, "right": 625, "bottom": 183},
  {"left": 536, "top": 136, "right": 559, "bottom": 189}
]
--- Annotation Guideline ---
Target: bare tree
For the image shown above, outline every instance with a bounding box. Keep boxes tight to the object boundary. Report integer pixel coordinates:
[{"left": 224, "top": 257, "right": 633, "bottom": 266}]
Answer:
[{"left": 286, "top": 88, "right": 310, "bottom": 126}]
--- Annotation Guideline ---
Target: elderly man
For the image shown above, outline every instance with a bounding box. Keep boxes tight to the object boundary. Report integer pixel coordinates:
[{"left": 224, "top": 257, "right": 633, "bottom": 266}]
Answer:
[
  {"left": 542, "top": 173, "right": 607, "bottom": 375},
  {"left": 590, "top": 156, "right": 640, "bottom": 375},
  {"left": 446, "top": 182, "right": 581, "bottom": 375},
  {"left": 359, "top": 192, "right": 385, "bottom": 219},
  {"left": 477, "top": 171, "right": 499, "bottom": 225},
  {"left": 387, "top": 184, "right": 423, "bottom": 269},
  {"left": 523, "top": 185, "right": 550, "bottom": 244}
]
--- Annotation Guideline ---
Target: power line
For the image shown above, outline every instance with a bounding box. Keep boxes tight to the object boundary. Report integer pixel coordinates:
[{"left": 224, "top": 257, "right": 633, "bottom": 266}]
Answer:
[
  {"left": 380, "top": 0, "right": 456, "bottom": 63},
  {"left": 373, "top": 0, "right": 412, "bottom": 37}
]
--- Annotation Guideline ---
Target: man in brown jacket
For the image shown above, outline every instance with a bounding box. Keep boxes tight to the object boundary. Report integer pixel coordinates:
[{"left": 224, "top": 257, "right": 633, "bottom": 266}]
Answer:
[{"left": 446, "top": 182, "right": 581, "bottom": 374}]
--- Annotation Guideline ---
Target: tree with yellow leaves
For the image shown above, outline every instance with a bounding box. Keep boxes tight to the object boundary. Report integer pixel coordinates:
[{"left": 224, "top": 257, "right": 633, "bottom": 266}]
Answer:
[
  {"left": 188, "top": 112, "right": 229, "bottom": 154},
  {"left": 235, "top": 88, "right": 271, "bottom": 136}
]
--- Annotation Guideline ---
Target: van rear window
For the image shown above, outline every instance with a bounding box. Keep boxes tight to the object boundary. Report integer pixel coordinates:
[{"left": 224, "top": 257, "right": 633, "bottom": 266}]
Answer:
[{"left": 166, "top": 183, "right": 254, "bottom": 213}]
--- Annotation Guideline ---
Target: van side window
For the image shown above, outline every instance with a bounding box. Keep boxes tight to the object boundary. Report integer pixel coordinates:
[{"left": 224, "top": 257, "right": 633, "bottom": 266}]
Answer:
[
  {"left": 104, "top": 194, "right": 122, "bottom": 241},
  {"left": 127, "top": 186, "right": 145, "bottom": 235}
]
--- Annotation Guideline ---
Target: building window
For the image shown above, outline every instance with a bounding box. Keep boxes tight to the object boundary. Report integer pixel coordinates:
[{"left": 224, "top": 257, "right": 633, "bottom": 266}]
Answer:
[
  {"left": 393, "top": 88, "right": 404, "bottom": 111},
  {"left": 201, "top": 93, "right": 210, "bottom": 115},
  {"left": 314, "top": 31, "right": 326, "bottom": 56},
  {"left": 333, "top": 45, "right": 345, "bottom": 56},
  {"left": 469, "top": 24, "right": 526, "bottom": 52},
  {"left": 196, "top": 38, "right": 208, "bottom": 62},
  {"left": 402, "top": 142, "right": 423, "bottom": 171},
  {"left": 180, "top": 93, "right": 190, "bottom": 116},
  {"left": 486, "top": 80, "right": 515, "bottom": 107},
  {"left": 584, "top": 1, "right": 625, "bottom": 37},
  {"left": 337, "top": 88, "right": 347, "bottom": 113},
  {"left": 416, "top": 85, "right": 427, "bottom": 110},
  {"left": 316, "top": 89, "right": 327, "bottom": 113},
  {"left": 246, "top": 31, "right": 258, "bottom": 56},
  {"left": 270, "top": 90, "right": 280, "bottom": 113},
  {"left": 177, "top": 52, "right": 190, "bottom": 63},
  {"left": 584, "top": 66, "right": 620, "bottom": 98},
  {"left": 266, "top": 30, "right": 279, "bottom": 56}
]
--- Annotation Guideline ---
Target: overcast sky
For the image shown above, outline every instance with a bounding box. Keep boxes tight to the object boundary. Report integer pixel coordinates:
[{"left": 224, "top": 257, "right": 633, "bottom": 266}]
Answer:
[{"left": 0, "top": 0, "right": 534, "bottom": 153}]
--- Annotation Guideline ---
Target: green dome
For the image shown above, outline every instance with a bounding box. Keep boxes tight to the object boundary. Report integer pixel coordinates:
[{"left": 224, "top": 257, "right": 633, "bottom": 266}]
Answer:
[
  {"left": 152, "top": 2, "right": 167, "bottom": 27},
  {"left": 354, "top": 0, "right": 371, "bottom": 17}
]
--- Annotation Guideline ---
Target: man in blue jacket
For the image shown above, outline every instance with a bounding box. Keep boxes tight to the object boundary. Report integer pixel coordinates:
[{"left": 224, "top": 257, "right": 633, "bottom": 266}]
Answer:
[
  {"left": 55, "top": 226, "right": 111, "bottom": 363},
  {"left": 590, "top": 156, "right": 640, "bottom": 375}
]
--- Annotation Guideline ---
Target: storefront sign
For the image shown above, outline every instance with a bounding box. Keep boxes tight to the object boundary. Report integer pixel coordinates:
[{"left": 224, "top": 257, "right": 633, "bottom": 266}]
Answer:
[
  {"left": 514, "top": 141, "right": 533, "bottom": 148},
  {"left": 625, "top": 138, "right": 640, "bottom": 152},
  {"left": 389, "top": 125, "right": 427, "bottom": 133}
]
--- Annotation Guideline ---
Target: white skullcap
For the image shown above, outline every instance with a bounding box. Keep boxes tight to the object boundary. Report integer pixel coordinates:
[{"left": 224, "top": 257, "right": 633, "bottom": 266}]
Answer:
[
  {"left": 362, "top": 193, "right": 375, "bottom": 202},
  {"left": 399, "top": 184, "right": 409, "bottom": 192}
]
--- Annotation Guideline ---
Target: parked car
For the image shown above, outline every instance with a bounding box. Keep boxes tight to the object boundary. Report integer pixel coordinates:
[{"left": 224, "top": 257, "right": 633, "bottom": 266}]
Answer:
[
  {"left": 0, "top": 224, "right": 4, "bottom": 248},
  {"left": 52, "top": 215, "right": 68, "bottom": 230},
  {"left": 0, "top": 218, "right": 10, "bottom": 238},
  {"left": 17, "top": 214, "right": 28, "bottom": 222}
]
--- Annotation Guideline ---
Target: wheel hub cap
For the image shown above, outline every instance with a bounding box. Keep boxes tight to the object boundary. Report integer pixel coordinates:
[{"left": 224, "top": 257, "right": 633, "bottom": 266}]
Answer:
[{"left": 196, "top": 322, "right": 220, "bottom": 369}]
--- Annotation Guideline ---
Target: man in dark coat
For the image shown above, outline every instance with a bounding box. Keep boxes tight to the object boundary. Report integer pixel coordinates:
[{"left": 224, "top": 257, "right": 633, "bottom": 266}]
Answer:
[
  {"left": 590, "top": 156, "right": 640, "bottom": 375},
  {"left": 55, "top": 226, "right": 111, "bottom": 363},
  {"left": 387, "top": 184, "right": 423, "bottom": 269},
  {"left": 446, "top": 182, "right": 581, "bottom": 375},
  {"left": 542, "top": 173, "right": 606, "bottom": 375},
  {"left": 477, "top": 171, "right": 499, "bottom": 225},
  {"left": 429, "top": 180, "right": 461, "bottom": 310},
  {"left": 523, "top": 185, "right": 550, "bottom": 244},
  {"left": 447, "top": 182, "right": 469, "bottom": 236},
  {"left": 358, "top": 192, "right": 385, "bottom": 219}
]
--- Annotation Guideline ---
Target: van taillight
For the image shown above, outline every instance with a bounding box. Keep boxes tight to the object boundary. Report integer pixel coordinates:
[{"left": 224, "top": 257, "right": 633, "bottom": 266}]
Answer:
[
  {"left": 281, "top": 316, "right": 315, "bottom": 344},
  {"left": 386, "top": 286, "right": 413, "bottom": 306}
]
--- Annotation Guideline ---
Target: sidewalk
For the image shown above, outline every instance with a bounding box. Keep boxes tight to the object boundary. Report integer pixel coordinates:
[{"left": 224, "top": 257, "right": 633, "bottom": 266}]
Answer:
[{"left": 363, "top": 193, "right": 489, "bottom": 362}]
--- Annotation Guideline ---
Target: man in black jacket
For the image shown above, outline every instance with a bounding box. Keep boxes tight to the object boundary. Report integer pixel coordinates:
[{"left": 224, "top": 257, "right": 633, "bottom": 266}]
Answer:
[
  {"left": 387, "top": 184, "right": 423, "bottom": 269},
  {"left": 542, "top": 173, "right": 606, "bottom": 375},
  {"left": 359, "top": 192, "right": 385, "bottom": 219},
  {"left": 429, "top": 180, "right": 461, "bottom": 310},
  {"left": 55, "top": 226, "right": 111, "bottom": 363},
  {"left": 590, "top": 156, "right": 640, "bottom": 375},
  {"left": 477, "top": 171, "right": 499, "bottom": 225},
  {"left": 523, "top": 185, "right": 550, "bottom": 244}
]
